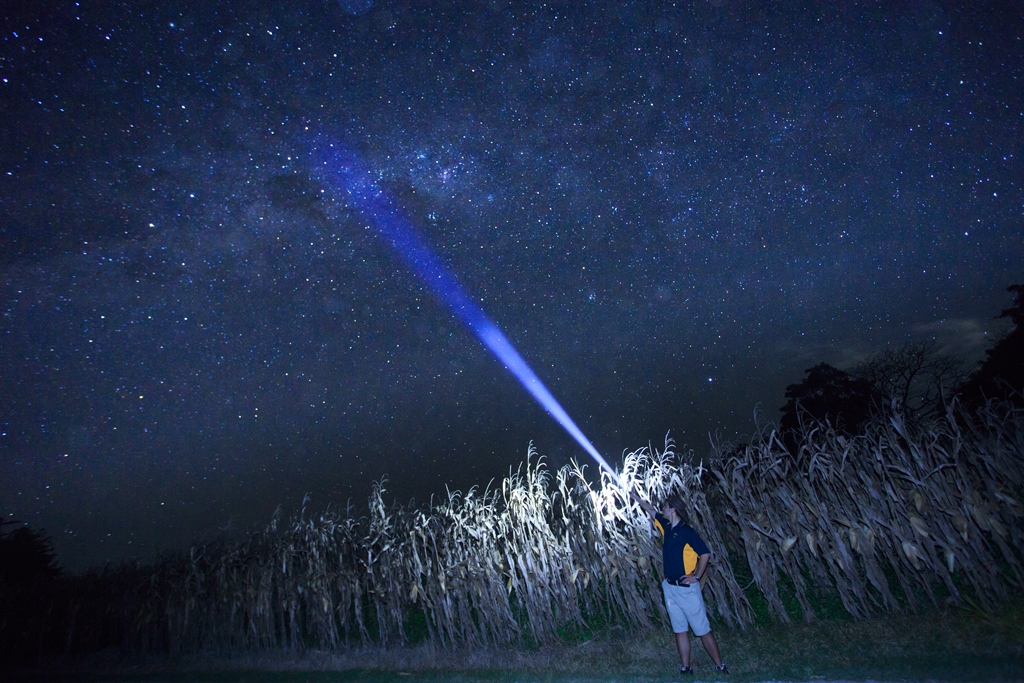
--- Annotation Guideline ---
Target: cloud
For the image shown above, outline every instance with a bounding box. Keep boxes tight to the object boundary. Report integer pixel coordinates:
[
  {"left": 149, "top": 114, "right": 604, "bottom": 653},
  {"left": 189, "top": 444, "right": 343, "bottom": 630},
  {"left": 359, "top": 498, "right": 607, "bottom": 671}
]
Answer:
[{"left": 912, "top": 317, "right": 1009, "bottom": 362}]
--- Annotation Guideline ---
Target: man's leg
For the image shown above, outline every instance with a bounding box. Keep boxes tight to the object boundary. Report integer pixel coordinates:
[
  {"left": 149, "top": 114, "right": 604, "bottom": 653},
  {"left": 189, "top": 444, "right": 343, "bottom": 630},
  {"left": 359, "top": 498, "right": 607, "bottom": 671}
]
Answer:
[
  {"left": 698, "top": 631, "right": 723, "bottom": 667},
  {"left": 675, "top": 631, "right": 691, "bottom": 667},
  {"left": 685, "top": 586, "right": 724, "bottom": 669}
]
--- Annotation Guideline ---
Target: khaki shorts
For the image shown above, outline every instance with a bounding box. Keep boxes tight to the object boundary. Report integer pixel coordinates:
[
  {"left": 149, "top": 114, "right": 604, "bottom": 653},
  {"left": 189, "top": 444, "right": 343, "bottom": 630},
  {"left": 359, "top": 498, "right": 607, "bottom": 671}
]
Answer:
[{"left": 662, "top": 579, "right": 711, "bottom": 636}]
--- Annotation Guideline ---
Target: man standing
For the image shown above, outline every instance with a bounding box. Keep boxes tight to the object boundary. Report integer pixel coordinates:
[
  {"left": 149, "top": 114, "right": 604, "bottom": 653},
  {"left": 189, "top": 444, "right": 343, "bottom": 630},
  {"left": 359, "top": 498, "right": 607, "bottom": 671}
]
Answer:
[{"left": 633, "top": 492, "right": 729, "bottom": 675}]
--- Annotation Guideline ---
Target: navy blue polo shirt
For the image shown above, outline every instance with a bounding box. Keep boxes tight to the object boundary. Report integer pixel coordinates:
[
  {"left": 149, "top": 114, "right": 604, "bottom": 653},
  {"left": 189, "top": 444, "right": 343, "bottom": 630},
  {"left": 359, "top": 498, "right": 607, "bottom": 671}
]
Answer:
[{"left": 655, "top": 513, "right": 710, "bottom": 581}]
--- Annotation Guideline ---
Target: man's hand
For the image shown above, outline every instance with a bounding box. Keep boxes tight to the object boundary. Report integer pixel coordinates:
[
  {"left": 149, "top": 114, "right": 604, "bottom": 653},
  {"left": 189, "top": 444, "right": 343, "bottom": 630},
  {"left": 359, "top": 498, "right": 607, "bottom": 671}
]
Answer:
[{"left": 692, "top": 554, "right": 711, "bottom": 584}]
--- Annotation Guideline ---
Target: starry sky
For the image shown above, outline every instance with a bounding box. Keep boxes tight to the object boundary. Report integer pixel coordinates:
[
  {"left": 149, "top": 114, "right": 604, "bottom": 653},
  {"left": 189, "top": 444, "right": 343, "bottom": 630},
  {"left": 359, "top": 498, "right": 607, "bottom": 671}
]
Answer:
[{"left": 2, "top": 1, "right": 1021, "bottom": 571}]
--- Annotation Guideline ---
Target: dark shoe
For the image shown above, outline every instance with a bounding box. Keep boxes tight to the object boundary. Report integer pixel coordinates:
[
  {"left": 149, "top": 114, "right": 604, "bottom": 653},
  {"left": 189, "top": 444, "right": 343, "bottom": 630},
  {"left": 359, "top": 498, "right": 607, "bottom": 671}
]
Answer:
[
  {"left": 716, "top": 663, "right": 730, "bottom": 674},
  {"left": 679, "top": 665, "right": 694, "bottom": 675}
]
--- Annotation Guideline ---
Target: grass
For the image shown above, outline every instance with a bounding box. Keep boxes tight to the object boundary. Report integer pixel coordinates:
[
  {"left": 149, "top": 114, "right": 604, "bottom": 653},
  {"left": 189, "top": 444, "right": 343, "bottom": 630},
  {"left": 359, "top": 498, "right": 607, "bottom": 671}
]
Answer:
[
  {"left": 722, "top": 603, "right": 1024, "bottom": 682},
  {"left": 11, "top": 601, "right": 1023, "bottom": 682}
]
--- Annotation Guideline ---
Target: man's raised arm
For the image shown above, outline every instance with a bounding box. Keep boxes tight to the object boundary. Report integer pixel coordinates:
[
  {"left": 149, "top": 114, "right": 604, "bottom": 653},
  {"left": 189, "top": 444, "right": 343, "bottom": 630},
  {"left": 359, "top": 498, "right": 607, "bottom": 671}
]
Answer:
[{"left": 629, "top": 489, "right": 657, "bottom": 521}]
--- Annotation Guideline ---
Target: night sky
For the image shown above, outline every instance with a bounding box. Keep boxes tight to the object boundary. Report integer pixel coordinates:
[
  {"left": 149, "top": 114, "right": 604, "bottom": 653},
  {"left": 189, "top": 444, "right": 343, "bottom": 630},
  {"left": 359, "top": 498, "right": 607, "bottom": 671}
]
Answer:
[{"left": 2, "top": 1, "right": 1021, "bottom": 571}]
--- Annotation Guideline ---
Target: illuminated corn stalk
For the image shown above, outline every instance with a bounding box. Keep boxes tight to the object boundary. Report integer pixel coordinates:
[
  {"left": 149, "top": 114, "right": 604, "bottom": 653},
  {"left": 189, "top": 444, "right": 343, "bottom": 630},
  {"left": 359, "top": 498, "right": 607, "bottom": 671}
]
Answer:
[{"left": 498, "top": 451, "right": 579, "bottom": 642}]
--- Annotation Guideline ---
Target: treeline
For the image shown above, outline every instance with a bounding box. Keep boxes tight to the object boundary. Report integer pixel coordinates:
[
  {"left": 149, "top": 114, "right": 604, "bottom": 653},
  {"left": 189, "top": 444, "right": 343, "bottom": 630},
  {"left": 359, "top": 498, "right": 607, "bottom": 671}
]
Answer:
[
  {"left": 777, "top": 282, "right": 1024, "bottom": 450},
  {"left": 2, "top": 284, "right": 1021, "bottom": 665}
]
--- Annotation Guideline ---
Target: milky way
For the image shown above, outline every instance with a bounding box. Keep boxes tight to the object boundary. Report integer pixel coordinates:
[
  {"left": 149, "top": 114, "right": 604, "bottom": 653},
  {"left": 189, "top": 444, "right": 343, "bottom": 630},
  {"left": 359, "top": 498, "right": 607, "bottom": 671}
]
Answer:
[{"left": 1, "top": 1, "right": 1021, "bottom": 569}]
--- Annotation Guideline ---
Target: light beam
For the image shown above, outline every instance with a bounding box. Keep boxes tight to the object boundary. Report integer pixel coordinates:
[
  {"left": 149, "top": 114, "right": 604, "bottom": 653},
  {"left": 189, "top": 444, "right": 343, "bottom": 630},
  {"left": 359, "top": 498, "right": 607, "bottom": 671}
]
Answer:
[{"left": 312, "top": 141, "right": 622, "bottom": 488}]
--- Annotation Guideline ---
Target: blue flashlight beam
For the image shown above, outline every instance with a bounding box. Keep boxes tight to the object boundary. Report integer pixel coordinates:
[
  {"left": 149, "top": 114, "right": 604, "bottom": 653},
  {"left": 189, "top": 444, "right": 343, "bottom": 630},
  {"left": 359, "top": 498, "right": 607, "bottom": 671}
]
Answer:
[{"left": 313, "top": 142, "right": 622, "bottom": 488}]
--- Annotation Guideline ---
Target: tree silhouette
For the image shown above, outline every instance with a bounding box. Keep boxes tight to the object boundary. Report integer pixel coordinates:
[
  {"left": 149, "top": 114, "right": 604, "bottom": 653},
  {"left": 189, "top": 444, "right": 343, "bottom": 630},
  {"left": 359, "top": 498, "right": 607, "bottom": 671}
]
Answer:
[
  {"left": 0, "top": 523, "right": 61, "bottom": 588},
  {"left": 779, "top": 363, "right": 880, "bottom": 453},
  {"left": 960, "top": 282, "right": 1024, "bottom": 408},
  {"left": 850, "top": 341, "right": 967, "bottom": 422},
  {"left": 0, "top": 516, "right": 63, "bottom": 667}
]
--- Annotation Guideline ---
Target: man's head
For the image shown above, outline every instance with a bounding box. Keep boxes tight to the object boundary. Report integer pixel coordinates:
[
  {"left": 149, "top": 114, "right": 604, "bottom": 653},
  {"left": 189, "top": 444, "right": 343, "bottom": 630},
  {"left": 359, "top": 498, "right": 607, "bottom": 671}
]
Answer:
[{"left": 660, "top": 494, "right": 689, "bottom": 524}]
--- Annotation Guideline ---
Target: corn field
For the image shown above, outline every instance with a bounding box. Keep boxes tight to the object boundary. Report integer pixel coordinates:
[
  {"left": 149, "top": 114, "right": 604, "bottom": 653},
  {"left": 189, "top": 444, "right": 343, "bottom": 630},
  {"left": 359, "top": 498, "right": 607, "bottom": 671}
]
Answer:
[
  {"left": 8, "top": 401, "right": 1023, "bottom": 658},
  {"left": 712, "top": 400, "right": 1024, "bottom": 623}
]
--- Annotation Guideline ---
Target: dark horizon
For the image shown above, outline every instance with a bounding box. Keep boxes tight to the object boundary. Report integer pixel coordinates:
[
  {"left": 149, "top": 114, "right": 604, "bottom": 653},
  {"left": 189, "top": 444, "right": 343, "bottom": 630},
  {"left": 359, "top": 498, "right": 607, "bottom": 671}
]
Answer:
[{"left": 2, "top": 0, "right": 1021, "bottom": 572}]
